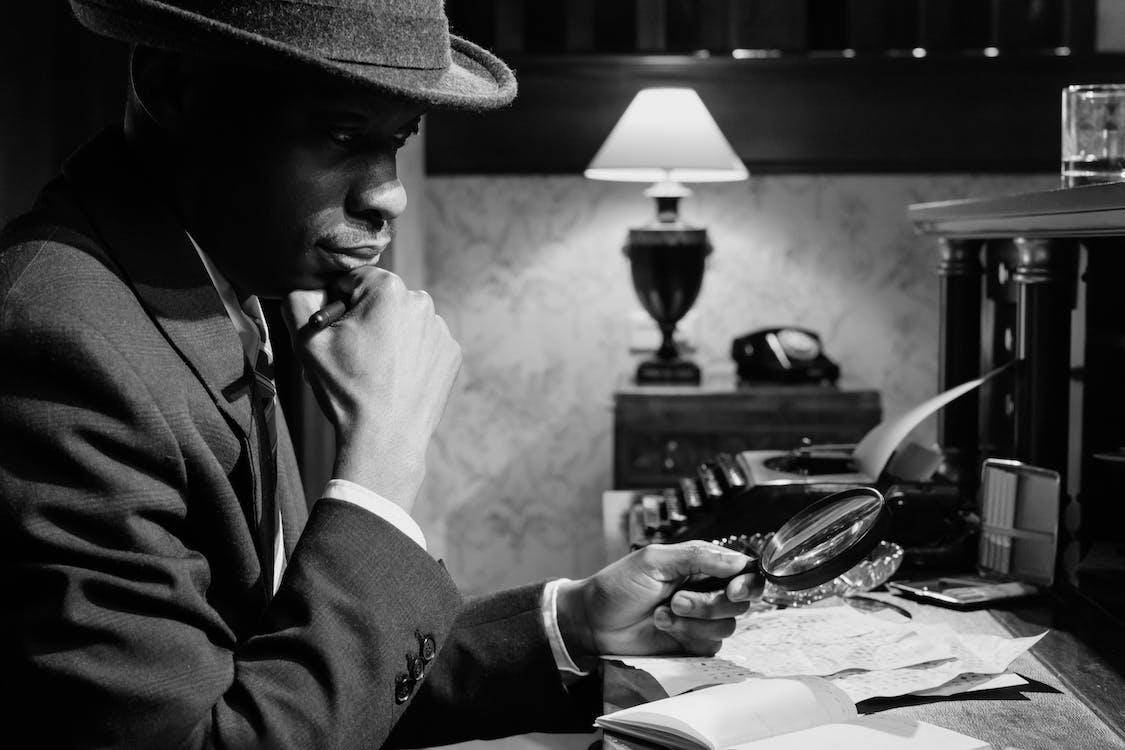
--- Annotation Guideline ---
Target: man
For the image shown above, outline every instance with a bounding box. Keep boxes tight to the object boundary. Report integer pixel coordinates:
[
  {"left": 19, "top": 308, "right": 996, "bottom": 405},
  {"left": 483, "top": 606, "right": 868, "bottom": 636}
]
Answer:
[{"left": 0, "top": 1, "right": 758, "bottom": 747}]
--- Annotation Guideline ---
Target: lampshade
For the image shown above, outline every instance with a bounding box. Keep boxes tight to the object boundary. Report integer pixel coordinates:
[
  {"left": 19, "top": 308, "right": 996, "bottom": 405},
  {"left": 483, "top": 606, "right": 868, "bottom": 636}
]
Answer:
[{"left": 584, "top": 88, "right": 748, "bottom": 184}]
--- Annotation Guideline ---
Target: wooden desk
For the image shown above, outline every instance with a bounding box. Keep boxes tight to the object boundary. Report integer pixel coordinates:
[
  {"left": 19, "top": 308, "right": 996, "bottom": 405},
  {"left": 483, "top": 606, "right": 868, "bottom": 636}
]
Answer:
[{"left": 602, "top": 594, "right": 1125, "bottom": 750}]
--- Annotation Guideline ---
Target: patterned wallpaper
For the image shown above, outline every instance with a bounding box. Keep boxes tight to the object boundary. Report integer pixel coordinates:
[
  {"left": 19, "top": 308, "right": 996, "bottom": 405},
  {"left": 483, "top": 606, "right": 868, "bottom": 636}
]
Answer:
[{"left": 416, "top": 173, "right": 1056, "bottom": 595}]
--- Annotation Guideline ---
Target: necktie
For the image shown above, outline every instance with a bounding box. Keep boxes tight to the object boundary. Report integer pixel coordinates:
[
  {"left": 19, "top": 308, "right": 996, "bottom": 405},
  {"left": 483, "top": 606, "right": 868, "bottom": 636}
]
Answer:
[{"left": 247, "top": 311, "right": 279, "bottom": 594}]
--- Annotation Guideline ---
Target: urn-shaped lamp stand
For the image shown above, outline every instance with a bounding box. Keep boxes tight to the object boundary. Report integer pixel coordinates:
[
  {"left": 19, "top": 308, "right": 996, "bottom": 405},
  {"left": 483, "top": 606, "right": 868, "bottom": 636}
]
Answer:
[{"left": 626, "top": 186, "right": 711, "bottom": 385}]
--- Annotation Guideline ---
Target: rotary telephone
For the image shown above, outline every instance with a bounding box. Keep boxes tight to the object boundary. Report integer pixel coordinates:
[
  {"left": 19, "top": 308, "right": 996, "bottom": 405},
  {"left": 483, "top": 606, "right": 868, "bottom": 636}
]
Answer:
[{"left": 731, "top": 327, "right": 840, "bottom": 385}]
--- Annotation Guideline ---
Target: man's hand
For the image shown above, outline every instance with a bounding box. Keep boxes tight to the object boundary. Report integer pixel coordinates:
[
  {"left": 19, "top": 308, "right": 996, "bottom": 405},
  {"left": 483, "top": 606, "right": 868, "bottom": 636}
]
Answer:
[
  {"left": 283, "top": 267, "right": 461, "bottom": 513},
  {"left": 556, "top": 542, "right": 761, "bottom": 661}
]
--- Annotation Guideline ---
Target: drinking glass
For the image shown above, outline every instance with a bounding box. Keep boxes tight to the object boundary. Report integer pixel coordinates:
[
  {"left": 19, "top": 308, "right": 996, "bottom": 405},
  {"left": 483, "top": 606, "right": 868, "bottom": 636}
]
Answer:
[{"left": 1062, "top": 84, "right": 1125, "bottom": 187}]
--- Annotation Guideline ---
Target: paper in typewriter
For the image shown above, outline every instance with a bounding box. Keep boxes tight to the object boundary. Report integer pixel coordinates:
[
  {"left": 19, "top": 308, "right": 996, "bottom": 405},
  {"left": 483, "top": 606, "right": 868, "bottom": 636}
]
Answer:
[{"left": 852, "top": 362, "right": 1012, "bottom": 479}]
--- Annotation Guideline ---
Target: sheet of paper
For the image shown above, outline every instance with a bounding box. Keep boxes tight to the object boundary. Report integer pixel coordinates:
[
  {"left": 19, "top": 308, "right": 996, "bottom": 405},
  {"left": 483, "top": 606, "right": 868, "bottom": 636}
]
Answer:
[
  {"left": 604, "top": 605, "right": 914, "bottom": 694},
  {"left": 728, "top": 604, "right": 906, "bottom": 645},
  {"left": 718, "top": 629, "right": 954, "bottom": 677},
  {"left": 911, "top": 671, "right": 1027, "bottom": 697},
  {"left": 605, "top": 604, "right": 1045, "bottom": 700},
  {"left": 853, "top": 362, "right": 1011, "bottom": 478},
  {"left": 606, "top": 655, "right": 758, "bottom": 696},
  {"left": 914, "top": 626, "right": 1046, "bottom": 674},
  {"left": 729, "top": 715, "right": 990, "bottom": 750},
  {"left": 828, "top": 630, "right": 1045, "bottom": 702},
  {"left": 830, "top": 661, "right": 968, "bottom": 703}
]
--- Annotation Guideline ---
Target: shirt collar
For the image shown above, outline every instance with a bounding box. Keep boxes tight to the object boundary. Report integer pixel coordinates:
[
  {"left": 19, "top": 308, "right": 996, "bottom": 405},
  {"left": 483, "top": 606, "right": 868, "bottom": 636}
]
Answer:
[{"left": 185, "top": 232, "right": 272, "bottom": 365}]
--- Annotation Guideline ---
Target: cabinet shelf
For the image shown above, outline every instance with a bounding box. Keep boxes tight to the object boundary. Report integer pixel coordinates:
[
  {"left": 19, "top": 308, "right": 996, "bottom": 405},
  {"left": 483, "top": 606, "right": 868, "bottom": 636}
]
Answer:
[{"left": 911, "top": 181, "right": 1125, "bottom": 236}]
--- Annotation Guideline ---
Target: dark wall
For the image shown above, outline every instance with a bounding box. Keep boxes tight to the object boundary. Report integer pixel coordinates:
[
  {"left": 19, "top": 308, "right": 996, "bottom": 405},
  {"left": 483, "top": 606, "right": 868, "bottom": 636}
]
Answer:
[{"left": 1, "top": 2, "right": 129, "bottom": 226}]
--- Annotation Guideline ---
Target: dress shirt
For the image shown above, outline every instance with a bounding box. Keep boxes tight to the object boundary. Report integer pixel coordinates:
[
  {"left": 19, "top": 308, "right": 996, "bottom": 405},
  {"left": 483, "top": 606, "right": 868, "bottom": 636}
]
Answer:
[{"left": 188, "top": 237, "right": 585, "bottom": 675}]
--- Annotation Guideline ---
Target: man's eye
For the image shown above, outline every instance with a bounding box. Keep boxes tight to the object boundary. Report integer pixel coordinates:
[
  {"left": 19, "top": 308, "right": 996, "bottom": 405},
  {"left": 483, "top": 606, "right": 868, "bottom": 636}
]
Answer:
[{"left": 327, "top": 129, "right": 358, "bottom": 146}]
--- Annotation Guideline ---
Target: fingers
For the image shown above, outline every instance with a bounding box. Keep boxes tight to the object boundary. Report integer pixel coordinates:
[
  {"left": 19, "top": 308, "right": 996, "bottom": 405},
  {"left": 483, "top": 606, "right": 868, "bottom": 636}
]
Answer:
[
  {"left": 725, "top": 572, "right": 764, "bottom": 603},
  {"left": 282, "top": 288, "right": 329, "bottom": 336},
  {"left": 640, "top": 540, "right": 754, "bottom": 584},
  {"left": 650, "top": 579, "right": 757, "bottom": 657},
  {"left": 652, "top": 605, "right": 738, "bottom": 656},
  {"left": 670, "top": 587, "right": 753, "bottom": 620}
]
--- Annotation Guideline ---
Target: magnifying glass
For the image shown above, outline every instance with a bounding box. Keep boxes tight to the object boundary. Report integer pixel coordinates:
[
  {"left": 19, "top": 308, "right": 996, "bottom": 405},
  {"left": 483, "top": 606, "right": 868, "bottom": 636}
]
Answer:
[{"left": 680, "top": 486, "right": 889, "bottom": 594}]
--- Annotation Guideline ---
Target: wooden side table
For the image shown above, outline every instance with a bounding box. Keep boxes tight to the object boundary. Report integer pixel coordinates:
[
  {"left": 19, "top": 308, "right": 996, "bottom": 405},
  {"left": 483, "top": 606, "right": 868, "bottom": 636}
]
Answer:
[{"left": 612, "top": 381, "right": 881, "bottom": 490}]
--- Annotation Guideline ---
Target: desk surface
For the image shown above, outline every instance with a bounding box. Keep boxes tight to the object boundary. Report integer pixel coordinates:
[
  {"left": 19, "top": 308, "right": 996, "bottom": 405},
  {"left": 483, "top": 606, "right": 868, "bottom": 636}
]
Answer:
[{"left": 602, "top": 594, "right": 1125, "bottom": 750}]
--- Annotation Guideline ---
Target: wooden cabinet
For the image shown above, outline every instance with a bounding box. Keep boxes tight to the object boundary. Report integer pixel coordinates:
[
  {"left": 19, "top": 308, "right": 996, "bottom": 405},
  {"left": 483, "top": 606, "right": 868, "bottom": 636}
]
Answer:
[
  {"left": 911, "top": 180, "right": 1125, "bottom": 622},
  {"left": 612, "top": 382, "right": 881, "bottom": 489}
]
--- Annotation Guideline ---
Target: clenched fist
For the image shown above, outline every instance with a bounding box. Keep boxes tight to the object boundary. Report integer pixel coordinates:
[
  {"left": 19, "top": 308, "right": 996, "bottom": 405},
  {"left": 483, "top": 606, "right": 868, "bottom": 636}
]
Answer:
[{"left": 283, "top": 267, "right": 461, "bottom": 513}]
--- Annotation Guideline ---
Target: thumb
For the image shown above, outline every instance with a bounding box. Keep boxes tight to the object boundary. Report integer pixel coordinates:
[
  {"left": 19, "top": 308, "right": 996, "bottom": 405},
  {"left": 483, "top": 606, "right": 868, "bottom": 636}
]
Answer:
[{"left": 643, "top": 541, "right": 754, "bottom": 583}]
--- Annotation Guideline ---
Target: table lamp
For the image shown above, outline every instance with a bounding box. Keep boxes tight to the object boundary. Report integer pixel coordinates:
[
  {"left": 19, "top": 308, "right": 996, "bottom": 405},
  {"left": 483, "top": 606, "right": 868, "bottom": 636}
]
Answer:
[{"left": 585, "top": 87, "right": 748, "bottom": 385}]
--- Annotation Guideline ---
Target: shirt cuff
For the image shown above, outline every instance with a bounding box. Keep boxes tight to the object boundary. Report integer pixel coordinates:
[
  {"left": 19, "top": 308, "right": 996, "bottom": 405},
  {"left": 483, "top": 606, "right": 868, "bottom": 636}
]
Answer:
[
  {"left": 541, "top": 578, "right": 589, "bottom": 676},
  {"left": 322, "top": 478, "right": 427, "bottom": 551}
]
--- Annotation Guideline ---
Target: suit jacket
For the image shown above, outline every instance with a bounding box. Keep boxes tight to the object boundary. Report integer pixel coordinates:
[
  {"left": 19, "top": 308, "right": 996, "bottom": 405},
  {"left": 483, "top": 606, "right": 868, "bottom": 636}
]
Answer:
[{"left": 0, "top": 129, "right": 596, "bottom": 749}]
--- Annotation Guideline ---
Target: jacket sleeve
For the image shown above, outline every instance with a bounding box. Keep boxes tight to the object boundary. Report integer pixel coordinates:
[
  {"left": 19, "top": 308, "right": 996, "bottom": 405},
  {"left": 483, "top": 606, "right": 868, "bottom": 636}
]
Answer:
[
  {"left": 0, "top": 289, "right": 463, "bottom": 749},
  {"left": 387, "top": 582, "right": 603, "bottom": 748}
]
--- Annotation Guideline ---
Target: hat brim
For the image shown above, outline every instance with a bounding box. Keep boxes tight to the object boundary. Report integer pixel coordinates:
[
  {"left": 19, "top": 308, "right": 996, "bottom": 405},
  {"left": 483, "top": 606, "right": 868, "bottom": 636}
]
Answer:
[{"left": 70, "top": 0, "right": 517, "bottom": 111}]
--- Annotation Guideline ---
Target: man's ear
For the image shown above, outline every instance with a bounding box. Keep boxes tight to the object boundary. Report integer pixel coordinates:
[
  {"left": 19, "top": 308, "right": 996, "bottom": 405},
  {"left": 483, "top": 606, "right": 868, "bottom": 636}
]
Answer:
[{"left": 127, "top": 45, "right": 190, "bottom": 137}]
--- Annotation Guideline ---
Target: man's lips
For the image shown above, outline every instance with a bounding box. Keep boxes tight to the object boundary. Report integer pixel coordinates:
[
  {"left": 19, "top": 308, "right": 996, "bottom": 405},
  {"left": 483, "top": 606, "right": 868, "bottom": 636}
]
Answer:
[
  {"left": 319, "top": 242, "right": 387, "bottom": 262},
  {"left": 336, "top": 246, "right": 384, "bottom": 259}
]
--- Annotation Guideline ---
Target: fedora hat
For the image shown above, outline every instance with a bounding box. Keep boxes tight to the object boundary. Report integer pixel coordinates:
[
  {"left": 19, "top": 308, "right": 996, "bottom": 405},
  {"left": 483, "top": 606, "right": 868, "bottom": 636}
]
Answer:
[{"left": 69, "top": 0, "right": 516, "bottom": 111}]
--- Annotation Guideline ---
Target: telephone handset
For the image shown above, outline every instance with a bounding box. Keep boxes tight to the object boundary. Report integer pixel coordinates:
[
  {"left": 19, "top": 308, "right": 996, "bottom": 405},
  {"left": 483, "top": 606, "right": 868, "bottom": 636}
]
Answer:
[{"left": 731, "top": 327, "right": 840, "bottom": 385}]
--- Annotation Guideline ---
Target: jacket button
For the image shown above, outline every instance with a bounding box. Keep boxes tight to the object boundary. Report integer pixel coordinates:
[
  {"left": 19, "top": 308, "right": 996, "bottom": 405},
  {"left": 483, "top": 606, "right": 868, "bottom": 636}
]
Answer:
[
  {"left": 418, "top": 632, "right": 437, "bottom": 663},
  {"left": 394, "top": 673, "right": 413, "bottom": 704},
  {"left": 407, "top": 653, "right": 425, "bottom": 680}
]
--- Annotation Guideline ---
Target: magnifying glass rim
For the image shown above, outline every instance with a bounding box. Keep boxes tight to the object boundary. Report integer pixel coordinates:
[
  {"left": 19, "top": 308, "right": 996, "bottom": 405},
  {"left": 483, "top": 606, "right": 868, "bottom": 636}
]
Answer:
[{"left": 760, "top": 486, "right": 888, "bottom": 591}]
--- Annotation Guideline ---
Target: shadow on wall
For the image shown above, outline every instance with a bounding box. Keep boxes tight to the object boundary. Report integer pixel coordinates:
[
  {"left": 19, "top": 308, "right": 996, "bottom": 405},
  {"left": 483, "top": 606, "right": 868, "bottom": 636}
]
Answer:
[{"left": 419, "top": 173, "right": 1057, "bottom": 597}]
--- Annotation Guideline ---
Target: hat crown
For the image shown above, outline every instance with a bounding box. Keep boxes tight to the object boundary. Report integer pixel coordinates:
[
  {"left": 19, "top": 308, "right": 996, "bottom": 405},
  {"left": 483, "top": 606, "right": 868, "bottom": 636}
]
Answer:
[{"left": 181, "top": 0, "right": 452, "bottom": 69}]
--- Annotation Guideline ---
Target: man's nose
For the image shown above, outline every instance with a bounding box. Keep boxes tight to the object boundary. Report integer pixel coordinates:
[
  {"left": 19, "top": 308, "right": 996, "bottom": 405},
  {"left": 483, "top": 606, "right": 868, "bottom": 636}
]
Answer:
[{"left": 346, "top": 158, "right": 408, "bottom": 224}]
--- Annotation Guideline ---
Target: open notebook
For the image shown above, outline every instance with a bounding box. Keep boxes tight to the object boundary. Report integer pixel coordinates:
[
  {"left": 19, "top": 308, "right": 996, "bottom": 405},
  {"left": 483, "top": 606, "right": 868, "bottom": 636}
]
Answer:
[{"left": 596, "top": 678, "right": 989, "bottom": 750}]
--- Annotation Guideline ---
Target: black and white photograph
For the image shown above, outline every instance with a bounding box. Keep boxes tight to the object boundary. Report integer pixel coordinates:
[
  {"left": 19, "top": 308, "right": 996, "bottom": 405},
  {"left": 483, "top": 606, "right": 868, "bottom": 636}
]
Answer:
[{"left": 2, "top": 1, "right": 1125, "bottom": 748}]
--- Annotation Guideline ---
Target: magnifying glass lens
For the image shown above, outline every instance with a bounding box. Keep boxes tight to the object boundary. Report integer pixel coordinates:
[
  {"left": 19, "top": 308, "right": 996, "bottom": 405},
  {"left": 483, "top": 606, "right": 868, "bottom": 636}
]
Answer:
[{"left": 760, "top": 488, "right": 886, "bottom": 588}]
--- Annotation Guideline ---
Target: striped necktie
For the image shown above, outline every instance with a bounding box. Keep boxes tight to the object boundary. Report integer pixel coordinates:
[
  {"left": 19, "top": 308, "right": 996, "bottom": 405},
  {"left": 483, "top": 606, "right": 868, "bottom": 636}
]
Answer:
[{"left": 247, "top": 310, "right": 279, "bottom": 593}]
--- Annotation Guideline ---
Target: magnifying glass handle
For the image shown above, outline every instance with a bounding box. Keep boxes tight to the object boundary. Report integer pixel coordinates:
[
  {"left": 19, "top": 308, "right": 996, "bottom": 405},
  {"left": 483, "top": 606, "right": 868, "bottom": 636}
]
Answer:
[{"left": 678, "top": 560, "right": 758, "bottom": 593}]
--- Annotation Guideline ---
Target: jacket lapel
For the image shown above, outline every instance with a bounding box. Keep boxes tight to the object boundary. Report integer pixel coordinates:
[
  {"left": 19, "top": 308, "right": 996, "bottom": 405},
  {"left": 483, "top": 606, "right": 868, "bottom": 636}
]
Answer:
[
  {"left": 275, "top": 406, "right": 309, "bottom": 558},
  {"left": 62, "top": 129, "right": 253, "bottom": 440}
]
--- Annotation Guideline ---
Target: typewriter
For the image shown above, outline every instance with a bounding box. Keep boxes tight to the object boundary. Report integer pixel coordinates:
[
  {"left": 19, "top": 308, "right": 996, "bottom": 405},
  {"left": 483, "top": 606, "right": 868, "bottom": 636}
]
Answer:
[{"left": 627, "top": 445, "right": 979, "bottom": 571}]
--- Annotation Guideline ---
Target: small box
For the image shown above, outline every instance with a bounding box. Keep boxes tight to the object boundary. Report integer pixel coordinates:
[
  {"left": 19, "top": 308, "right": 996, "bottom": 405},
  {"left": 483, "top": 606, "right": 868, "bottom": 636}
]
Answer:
[
  {"left": 976, "top": 458, "right": 1060, "bottom": 586},
  {"left": 888, "top": 458, "right": 1060, "bottom": 608}
]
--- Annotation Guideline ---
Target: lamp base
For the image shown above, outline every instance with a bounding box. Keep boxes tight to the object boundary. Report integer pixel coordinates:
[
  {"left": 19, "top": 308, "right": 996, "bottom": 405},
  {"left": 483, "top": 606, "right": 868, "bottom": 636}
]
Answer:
[{"left": 635, "top": 358, "right": 702, "bottom": 385}]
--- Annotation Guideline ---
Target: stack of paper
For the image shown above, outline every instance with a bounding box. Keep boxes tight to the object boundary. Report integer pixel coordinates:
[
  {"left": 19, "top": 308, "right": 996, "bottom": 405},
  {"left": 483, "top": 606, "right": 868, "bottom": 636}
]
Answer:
[{"left": 606, "top": 602, "right": 1044, "bottom": 702}]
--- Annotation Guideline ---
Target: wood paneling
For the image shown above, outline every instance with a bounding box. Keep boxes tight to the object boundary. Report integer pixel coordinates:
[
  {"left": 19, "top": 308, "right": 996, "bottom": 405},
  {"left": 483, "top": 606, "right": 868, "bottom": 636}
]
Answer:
[
  {"left": 434, "top": 0, "right": 1106, "bottom": 175},
  {"left": 427, "top": 54, "right": 1125, "bottom": 175}
]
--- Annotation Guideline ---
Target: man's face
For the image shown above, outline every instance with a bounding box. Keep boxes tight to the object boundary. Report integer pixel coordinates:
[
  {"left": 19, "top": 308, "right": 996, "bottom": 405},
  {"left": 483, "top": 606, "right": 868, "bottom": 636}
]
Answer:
[{"left": 169, "top": 59, "right": 424, "bottom": 299}]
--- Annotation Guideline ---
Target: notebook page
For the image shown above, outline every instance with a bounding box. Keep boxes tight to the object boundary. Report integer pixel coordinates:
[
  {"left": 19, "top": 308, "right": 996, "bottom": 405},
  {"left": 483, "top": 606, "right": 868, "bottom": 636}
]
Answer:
[
  {"left": 727, "top": 715, "right": 990, "bottom": 750},
  {"left": 596, "top": 677, "right": 856, "bottom": 750}
]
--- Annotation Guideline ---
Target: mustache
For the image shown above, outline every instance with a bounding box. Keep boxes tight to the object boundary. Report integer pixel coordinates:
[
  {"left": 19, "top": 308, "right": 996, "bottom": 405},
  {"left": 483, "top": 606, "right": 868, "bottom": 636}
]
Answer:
[{"left": 320, "top": 221, "right": 395, "bottom": 250}]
